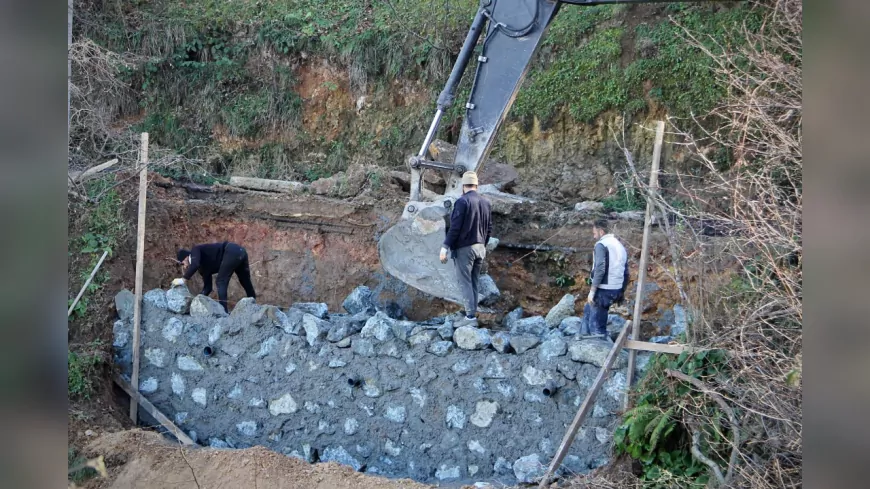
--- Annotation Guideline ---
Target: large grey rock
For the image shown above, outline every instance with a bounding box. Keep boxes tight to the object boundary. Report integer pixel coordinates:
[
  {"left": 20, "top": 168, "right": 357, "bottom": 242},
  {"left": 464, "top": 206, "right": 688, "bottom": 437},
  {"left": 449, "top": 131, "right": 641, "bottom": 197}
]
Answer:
[
  {"left": 503, "top": 307, "right": 523, "bottom": 329},
  {"left": 454, "top": 326, "right": 492, "bottom": 350},
  {"left": 446, "top": 405, "right": 466, "bottom": 429},
  {"left": 280, "top": 308, "right": 305, "bottom": 335},
  {"left": 143, "top": 289, "right": 167, "bottom": 310},
  {"left": 302, "top": 314, "right": 328, "bottom": 346},
  {"left": 437, "top": 323, "right": 455, "bottom": 340},
  {"left": 477, "top": 275, "right": 500, "bottom": 305},
  {"left": 115, "top": 290, "right": 135, "bottom": 320},
  {"left": 545, "top": 294, "right": 576, "bottom": 328},
  {"left": 539, "top": 337, "right": 568, "bottom": 362},
  {"left": 112, "top": 320, "right": 129, "bottom": 348},
  {"left": 161, "top": 318, "right": 184, "bottom": 343},
  {"left": 514, "top": 454, "right": 546, "bottom": 483},
  {"left": 251, "top": 305, "right": 285, "bottom": 328},
  {"left": 321, "top": 446, "right": 362, "bottom": 471},
  {"left": 190, "top": 295, "right": 227, "bottom": 317},
  {"left": 360, "top": 312, "right": 395, "bottom": 342},
  {"left": 511, "top": 316, "right": 547, "bottom": 336},
  {"left": 166, "top": 286, "right": 193, "bottom": 314},
  {"left": 292, "top": 302, "right": 329, "bottom": 319},
  {"left": 511, "top": 335, "right": 541, "bottom": 354},
  {"left": 231, "top": 297, "right": 260, "bottom": 317},
  {"left": 342, "top": 286, "right": 375, "bottom": 314},
  {"left": 522, "top": 365, "right": 550, "bottom": 386},
  {"left": 435, "top": 465, "right": 461, "bottom": 481},
  {"left": 491, "top": 332, "right": 511, "bottom": 353},
  {"left": 574, "top": 201, "right": 605, "bottom": 213},
  {"left": 569, "top": 340, "right": 628, "bottom": 369},
  {"left": 560, "top": 316, "right": 584, "bottom": 336},
  {"left": 327, "top": 313, "right": 368, "bottom": 342},
  {"left": 391, "top": 319, "right": 417, "bottom": 342},
  {"left": 408, "top": 330, "right": 436, "bottom": 346}
]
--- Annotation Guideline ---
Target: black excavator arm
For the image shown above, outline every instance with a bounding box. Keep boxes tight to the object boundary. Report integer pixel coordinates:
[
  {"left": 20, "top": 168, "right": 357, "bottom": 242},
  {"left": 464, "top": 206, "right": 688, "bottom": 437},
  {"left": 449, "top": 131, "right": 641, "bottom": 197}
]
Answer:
[{"left": 381, "top": 0, "right": 719, "bottom": 304}]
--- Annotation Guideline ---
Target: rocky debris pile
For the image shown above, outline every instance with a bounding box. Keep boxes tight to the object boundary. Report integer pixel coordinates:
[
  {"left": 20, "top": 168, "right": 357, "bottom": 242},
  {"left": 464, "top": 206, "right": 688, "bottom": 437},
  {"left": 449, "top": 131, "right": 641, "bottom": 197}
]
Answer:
[{"left": 113, "top": 287, "right": 654, "bottom": 485}]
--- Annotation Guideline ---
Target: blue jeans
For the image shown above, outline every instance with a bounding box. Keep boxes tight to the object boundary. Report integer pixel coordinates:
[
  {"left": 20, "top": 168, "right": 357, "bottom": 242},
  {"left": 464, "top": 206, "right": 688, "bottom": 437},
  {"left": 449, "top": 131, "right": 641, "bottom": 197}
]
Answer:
[{"left": 583, "top": 288, "right": 622, "bottom": 336}]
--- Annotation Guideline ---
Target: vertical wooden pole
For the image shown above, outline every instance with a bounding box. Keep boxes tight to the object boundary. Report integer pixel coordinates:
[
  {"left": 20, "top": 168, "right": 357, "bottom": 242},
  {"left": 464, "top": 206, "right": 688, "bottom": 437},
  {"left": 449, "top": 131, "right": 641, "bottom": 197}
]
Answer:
[
  {"left": 624, "top": 121, "right": 664, "bottom": 409},
  {"left": 130, "top": 133, "right": 149, "bottom": 422}
]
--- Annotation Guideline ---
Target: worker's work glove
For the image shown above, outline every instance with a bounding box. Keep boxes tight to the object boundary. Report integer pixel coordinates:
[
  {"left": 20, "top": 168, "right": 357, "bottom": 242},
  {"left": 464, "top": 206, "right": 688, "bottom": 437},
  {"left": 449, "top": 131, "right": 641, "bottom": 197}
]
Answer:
[
  {"left": 439, "top": 247, "right": 449, "bottom": 264},
  {"left": 586, "top": 289, "right": 596, "bottom": 305},
  {"left": 171, "top": 278, "right": 186, "bottom": 287},
  {"left": 486, "top": 237, "right": 499, "bottom": 253}
]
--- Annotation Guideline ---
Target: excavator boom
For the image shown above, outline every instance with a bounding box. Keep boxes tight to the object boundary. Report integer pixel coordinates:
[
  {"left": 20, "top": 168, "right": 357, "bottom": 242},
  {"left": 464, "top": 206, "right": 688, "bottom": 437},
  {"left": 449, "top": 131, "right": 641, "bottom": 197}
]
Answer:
[{"left": 379, "top": 0, "right": 716, "bottom": 305}]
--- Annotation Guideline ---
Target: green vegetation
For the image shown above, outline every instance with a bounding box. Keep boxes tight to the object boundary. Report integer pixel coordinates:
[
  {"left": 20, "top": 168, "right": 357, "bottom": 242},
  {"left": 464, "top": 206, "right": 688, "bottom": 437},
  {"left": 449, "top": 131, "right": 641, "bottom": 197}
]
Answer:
[
  {"left": 615, "top": 348, "right": 732, "bottom": 487},
  {"left": 68, "top": 344, "right": 103, "bottom": 400},
  {"left": 76, "top": 1, "right": 760, "bottom": 179}
]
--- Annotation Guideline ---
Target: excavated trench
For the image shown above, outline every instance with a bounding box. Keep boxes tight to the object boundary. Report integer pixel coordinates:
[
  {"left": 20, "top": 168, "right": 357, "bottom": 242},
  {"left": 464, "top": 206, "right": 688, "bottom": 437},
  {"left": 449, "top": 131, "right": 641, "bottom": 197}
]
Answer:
[{"left": 109, "top": 175, "right": 700, "bottom": 485}]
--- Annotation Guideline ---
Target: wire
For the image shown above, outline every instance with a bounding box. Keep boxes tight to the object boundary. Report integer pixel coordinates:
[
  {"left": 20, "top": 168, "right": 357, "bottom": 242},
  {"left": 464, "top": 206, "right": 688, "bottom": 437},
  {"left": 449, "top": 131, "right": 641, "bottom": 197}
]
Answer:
[{"left": 482, "top": 0, "right": 539, "bottom": 38}]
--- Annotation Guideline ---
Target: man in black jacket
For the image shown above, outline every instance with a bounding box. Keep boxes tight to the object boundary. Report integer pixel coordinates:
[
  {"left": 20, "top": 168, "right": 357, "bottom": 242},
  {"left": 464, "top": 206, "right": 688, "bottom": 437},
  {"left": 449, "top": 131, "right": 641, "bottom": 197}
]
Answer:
[
  {"left": 173, "top": 241, "right": 256, "bottom": 313},
  {"left": 440, "top": 171, "right": 492, "bottom": 327}
]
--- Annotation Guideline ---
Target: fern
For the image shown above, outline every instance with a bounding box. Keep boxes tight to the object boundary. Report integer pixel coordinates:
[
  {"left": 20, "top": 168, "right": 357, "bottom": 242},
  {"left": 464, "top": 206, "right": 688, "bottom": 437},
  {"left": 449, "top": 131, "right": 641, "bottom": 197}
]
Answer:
[{"left": 648, "top": 407, "right": 674, "bottom": 454}]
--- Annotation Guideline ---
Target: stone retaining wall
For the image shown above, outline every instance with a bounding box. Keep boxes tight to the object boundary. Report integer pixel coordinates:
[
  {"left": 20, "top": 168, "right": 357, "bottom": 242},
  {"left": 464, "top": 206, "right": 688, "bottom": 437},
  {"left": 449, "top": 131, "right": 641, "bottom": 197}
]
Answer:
[{"left": 113, "top": 286, "right": 651, "bottom": 484}]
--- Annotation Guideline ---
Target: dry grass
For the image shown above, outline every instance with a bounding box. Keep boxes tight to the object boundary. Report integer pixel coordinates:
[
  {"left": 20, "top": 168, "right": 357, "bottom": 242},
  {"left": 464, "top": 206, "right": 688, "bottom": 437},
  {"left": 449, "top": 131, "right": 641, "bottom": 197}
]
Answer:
[{"left": 597, "top": 1, "right": 801, "bottom": 487}]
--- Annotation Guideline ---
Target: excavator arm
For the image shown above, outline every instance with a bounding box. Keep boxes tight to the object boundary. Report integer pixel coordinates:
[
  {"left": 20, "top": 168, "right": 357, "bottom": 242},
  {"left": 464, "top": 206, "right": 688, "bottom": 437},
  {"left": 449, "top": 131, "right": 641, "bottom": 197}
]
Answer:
[{"left": 379, "top": 0, "right": 714, "bottom": 304}]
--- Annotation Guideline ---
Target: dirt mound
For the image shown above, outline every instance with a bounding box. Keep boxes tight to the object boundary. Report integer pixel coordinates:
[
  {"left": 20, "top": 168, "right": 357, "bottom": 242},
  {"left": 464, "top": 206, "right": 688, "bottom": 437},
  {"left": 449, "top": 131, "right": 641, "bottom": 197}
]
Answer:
[{"left": 82, "top": 429, "right": 432, "bottom": 489}]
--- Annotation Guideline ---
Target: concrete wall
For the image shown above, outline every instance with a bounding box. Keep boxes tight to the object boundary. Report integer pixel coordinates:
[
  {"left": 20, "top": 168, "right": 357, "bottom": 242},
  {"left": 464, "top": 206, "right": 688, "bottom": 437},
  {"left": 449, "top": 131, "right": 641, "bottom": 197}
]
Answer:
[{"left": 113, "top": 286, "right": 650, "bottom": 485}]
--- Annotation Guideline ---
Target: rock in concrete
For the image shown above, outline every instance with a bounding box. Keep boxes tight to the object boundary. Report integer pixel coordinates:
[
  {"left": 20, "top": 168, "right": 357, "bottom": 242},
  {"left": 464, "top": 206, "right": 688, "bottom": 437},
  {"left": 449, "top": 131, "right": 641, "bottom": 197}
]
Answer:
[
  {"left": 511, "top": 316, "right": 547, "bottom": 336},
  {"left": 454, "top": 326, "right": 492, "bottom": 350},
  {"left": 569, "top": 340, "right": 628, "bottom": 368},
  {"left": 144, "top": 348, "right": 166, "bottom": 368},
  {"left": 162, "top": 318, "right": 184, "bottom": 343},
  {"left": 574, "top": 201, "right": 604, "bottom": 213},
  {"left": 342, "top": 286, "right": 375, "bottom": 315},
  {"left": 143, "top": 289, "right": 167, "bottom": 310},
  {"left": 177, "top": 355, "right": 203, "bottom": 371},
  {"left": 408, "top": 330, "right": 436, "bottom": 346},
  {"left": 166, "top": 285, "right": 193, "bottom": 314},
  {"left": 292, "top": 302, "right": 328, "bottom": 319},
  {"left": 269, "top": 393, "right": 298, "bottom": 415},
  {"left": 435, "top": 464, "right": 461, "bottom": 481},
  {"left": 546, "top": 294, "right": 576, "bottom": 328},
  {"left": 514, "top": 454, "right": 546, "bottom": 483},
  {"left": 523, "top": 365, "right": 550, "bottom": 386},
  {"left": 391, "top": 319, "right": 417, "bottom": 342},
  {"left": 360, "top": 312, "right": 395, "bottom": 342},
  {"left": 302, "top": 314, "right": 328, "bottom": 346},
  {"left": 491, "top": 332, "right": 511, "bottom": 353},
  {"left": 427, "top": 341, "right": 454, "bottom": 357},
  {"left": 538, "top": 337, "right": 568, "bottom": 362},
  {"left": 446, "top": 405, "right": 466, "bottom": 429},
  {"left": 470, "top": 400, "right": 499, "bottom": 428},
  {"left": 115, "top": 289, "right": 135, "bottom": 320},
  {"left": 138, "top": 377, "right": 158, "bottom": 394},
  {"left": 190, "top": 295, "right": 227, "bottom": 317},
  {"left": 192, "top": 388, "right": 207, "bottom": 407},
  {"left": 477, "top": 275, "right": 500, "bottom": 305},
  {"left": 494, "top": 457, "right": 513, "bottom": 475},
  {"left": 112, "top": 320, "right": 128, "bottom": 348},
  {"left": 236, "top": 421, "right": 257, "bottom": 437},
  {"left": 384, "top": 405, "right": 406, "bottom": 423},
  {"left": 352, "top": 338, "right": 376, "bottom": 357},
  {"left": 321, "top": 446, "right": 362, "bottom": 471},
  {"left": 511, "top": 335, "right": 541, "bottom": 354}
]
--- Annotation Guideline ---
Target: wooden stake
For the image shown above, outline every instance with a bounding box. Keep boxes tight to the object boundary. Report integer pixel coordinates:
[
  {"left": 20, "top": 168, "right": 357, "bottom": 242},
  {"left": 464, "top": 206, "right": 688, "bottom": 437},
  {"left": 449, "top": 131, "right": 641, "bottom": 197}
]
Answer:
[
  {"left": 625, "top": 121, "right": 665, "bottom": 409},
  {"left": 67, "top": 249, "right": 109, "bottom": 317},
  {"left": 115, "top": 375, "right": 195, "bottom": 446},
  {"left": 538, "top": 326, "right": 631, "bottom": 488},
  {"left": 130, "top": 133, "right": 148, "bottom": 422}
]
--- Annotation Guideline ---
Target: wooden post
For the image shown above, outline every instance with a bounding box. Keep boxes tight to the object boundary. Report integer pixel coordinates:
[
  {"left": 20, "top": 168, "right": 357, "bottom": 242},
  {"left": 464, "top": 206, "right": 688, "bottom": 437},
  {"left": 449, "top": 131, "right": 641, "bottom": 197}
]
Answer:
[
  {"left": 67, "top": 249, "right": 109, "bottom": 317},
  {"left": 130, "top": 133, "right": 149, "bottom": 422},
  {"left": 624, "top": 121, "right": 665, "bottom": 409},
  {"left": 538, "top": 326, "right": 631, "bottom": 488},
  {"left": 115, "top": 375, "right": 195, "bottom": 446}
]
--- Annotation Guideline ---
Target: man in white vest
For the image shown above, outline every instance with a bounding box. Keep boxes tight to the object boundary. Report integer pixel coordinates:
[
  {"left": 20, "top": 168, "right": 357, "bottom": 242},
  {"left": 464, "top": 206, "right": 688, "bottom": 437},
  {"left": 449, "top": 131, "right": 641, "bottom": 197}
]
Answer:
[{"left": 583, "top": 219, "right": 630, "bottom": 340}]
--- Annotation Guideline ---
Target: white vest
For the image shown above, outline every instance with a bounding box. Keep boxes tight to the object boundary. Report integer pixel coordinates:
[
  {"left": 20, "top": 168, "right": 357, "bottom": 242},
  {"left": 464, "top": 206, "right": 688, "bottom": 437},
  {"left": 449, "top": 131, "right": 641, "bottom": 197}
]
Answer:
[{"left": 595, "top": 234, "right": 627, "bottom": 290}]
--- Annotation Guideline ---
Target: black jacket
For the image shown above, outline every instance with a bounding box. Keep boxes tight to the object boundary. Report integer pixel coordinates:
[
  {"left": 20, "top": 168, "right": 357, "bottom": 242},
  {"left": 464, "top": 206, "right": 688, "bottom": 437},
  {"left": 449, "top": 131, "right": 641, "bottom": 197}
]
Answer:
[
  {"left": 443, "top": 190, "right": 492, "bottom": 250},
  {"left": 183, "top": 241, "right": 229, "bottom": 281}
]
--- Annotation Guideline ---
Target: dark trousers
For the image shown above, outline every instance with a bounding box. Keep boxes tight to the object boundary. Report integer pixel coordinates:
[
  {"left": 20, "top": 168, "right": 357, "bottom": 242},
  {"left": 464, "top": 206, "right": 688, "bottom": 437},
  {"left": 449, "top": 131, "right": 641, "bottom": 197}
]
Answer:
[
  {"left": 216, "top": 243, "right": 256, "bottom": 312},
  {"left": 453, "top": 244, "right": 486, "bottom": 317},
  {"left": 583, "top": 288, "right": 621, "bottom": 336}
]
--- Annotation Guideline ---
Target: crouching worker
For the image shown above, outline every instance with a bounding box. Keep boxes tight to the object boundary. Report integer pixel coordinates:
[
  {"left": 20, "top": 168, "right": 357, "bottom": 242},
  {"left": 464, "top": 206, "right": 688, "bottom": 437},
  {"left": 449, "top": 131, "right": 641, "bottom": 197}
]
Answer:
[
  {"left": 583, "top": 219, "right": 629, "bottom": 340},
  {"left": 173, "top": 241, "right": 256, "bottom": 313}
]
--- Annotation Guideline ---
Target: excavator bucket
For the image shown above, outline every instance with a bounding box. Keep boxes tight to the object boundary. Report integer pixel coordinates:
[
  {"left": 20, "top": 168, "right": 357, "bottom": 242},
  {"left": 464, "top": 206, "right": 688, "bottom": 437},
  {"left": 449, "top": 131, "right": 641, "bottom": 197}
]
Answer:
[{"left": 378, "top": 205, "right": 468, "bottom": 305}]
